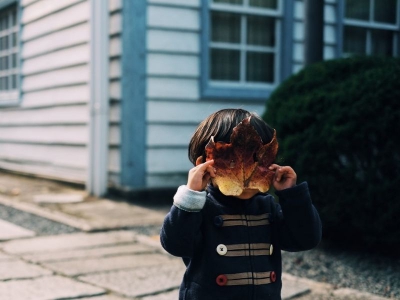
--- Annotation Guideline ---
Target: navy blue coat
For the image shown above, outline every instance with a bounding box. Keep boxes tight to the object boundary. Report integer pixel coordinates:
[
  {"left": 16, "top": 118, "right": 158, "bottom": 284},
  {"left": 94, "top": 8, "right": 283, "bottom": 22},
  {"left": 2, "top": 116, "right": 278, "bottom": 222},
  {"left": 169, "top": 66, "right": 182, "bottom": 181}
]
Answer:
[{"left": 161, "top": 182, "right": 322, "bottom": 300}]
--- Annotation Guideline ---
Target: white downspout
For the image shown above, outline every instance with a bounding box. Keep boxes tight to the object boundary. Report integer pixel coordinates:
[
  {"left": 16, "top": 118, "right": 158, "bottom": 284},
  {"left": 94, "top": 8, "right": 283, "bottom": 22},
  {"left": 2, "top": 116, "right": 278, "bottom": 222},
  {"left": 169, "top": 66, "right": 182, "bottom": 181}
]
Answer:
[{"left": 88, "top": 0, "right": 110, "bottom": 196}]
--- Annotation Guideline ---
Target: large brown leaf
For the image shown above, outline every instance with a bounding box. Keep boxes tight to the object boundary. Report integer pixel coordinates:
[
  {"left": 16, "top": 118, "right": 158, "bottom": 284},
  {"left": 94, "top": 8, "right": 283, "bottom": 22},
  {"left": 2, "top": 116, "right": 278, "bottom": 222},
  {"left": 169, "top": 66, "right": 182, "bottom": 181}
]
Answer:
[{"left": 205, "top": 117, "right": 278, "bottom": 196}]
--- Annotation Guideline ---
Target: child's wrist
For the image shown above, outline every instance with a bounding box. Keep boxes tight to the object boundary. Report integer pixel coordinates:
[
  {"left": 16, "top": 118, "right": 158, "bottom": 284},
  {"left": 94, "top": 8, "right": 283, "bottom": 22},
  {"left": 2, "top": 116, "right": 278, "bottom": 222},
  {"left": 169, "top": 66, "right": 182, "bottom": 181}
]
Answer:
[{"left": 173, "top": 185, "right": 207, "bottom": 212}]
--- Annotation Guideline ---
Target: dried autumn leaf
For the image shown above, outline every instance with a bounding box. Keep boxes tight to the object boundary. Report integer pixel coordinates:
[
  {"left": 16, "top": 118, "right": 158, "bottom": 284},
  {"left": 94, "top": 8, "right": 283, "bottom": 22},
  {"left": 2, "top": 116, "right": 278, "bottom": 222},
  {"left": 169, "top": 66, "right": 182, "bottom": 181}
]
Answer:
[{"left": 205, "top": 117, "right": 278, "bottom": 196}]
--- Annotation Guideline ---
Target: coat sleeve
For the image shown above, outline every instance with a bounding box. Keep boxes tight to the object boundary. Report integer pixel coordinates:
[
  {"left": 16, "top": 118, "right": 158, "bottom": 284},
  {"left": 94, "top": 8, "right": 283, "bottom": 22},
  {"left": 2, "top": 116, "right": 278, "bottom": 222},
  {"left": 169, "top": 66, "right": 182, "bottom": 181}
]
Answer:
[
  {"left": 160, "top": 185, "right": 205, "bottom": 258},
  {"left": 273, "top": 182, "right": 322, "bottom": 252}
]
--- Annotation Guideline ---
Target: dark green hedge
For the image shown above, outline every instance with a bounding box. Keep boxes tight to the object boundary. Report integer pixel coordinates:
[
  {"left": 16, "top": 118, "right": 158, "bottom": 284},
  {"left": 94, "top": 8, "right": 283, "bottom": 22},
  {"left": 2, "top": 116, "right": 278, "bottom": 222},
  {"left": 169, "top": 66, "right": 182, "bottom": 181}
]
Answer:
[{"left": 263, "top": 56, "right": 400, "bottom": 254}]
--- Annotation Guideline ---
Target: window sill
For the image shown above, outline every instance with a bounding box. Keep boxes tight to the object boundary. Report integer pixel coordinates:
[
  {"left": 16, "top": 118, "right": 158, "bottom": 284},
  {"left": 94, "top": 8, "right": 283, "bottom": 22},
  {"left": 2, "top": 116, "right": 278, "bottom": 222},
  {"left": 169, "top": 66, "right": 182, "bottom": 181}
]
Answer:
[{"left": 201, "top": 84, "right": 274, "bottom": 101}]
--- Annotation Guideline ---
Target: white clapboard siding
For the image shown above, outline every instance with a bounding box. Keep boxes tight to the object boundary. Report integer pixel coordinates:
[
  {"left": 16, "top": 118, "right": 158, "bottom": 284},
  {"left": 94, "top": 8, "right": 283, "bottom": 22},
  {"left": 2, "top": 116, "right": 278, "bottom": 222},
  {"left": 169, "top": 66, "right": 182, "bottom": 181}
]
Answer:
[
  {"left": 147, "top": 54, "right": 199, "bottom": 76},
  {"left": 109, "top": 58, "right": 121, "bottom": 79},
  {"left": 22, "top": 0, "right": 85, "bottom": 24},
  {"left": 147, "top": 78, "right": 199, "bottom": 99},
  {"left": 0, "top": 126, "right": 87, "bottom": 145},
  {"left": 325, "top": 4, "right": 336, "bottom": 23},
  {"left": 22, "top": 65, "right": 89, "bottom": 92},
  {"left": 147, "top": 124, "right": 194, "bottom": 147},
  {"left": 109, "top": 124, "right": 120, "bottom": 146},
  {"left": 147, "top": 6, "right": 199, "bottom": 30},
  {"left": 110, "top": 12, "right": 122, "bottom": 35},
  {"left": 107, "top": 2, "right": 122, "bottom": 185},
  {"left": 109, "top": 103, "right": 121, "bottom": 123},
  {"left": 109, "top": 81, "right": 121, "bottom": 100},
  {"left": 110, "top": 0, "right": 122, "bottom": 12},
  {"left": 0, "top": 143, "right": 87, "bottom": 169},
  {"left": 294, "top": 21, "right": 304, "bottom": 41},
  {"left": 108, "top": 148, "right": 120, "bottom": 173},
  {"left": 110, "top": 35, "right": 121, "bottom": 57},
  {"left": 0, "top": 161, "right": 86, "bottom": 183},
  {"left": 22, "top": 23, "right": 89, "bottom": 59},
  {"left": 22, "top": 85, "right": 89, "bottom": 108},
  {"left": 147, "top": 173, "right": 187, "bottom": 188},
  {"left": 147, "top": 148, "right": 191, "bottom": 174},
  {"left": 0, "top": 0, "right": 91, "bottom": 184},
  {"left": 22, "top": 1, "right": 89, "bottom": 41},
  {"left": 21, "top": 0, "right": 40, "bottom": 6},
  {"left": 147, "top": 100, "right": 266, "bottom": 124},
  {"left": 148, "top": 0, "right": 200, "bottom": 7},
  {"left": 0, "top": 105, "right": 88, "bottom": 126},
  {"left": 148, "top": 29, "right": 199, "bottom": 53},
  {"left": 294, "top": 0, "right": 304, "bottom": 20},
  {"left": 22, "top": 44, "right": 89, "bottom": 75}
]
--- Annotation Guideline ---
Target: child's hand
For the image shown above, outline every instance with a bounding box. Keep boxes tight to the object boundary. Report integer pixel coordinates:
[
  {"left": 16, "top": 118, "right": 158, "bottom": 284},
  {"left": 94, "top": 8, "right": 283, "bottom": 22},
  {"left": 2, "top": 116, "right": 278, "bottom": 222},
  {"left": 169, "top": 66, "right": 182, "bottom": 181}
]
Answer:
[
  {"left": 187, "top": 160, "right": 216, "bottom": 191},
  {"left": 269, "top": 164, "right": 297, "bottom": 191}
]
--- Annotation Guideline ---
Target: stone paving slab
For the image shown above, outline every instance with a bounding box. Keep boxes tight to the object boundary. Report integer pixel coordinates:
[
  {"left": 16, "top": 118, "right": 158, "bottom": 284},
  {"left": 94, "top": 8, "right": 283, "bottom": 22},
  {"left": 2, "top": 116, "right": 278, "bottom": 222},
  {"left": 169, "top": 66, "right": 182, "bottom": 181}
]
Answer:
[
  {"left": 42, "top": 253, "right": 178, "bottom": 276},
  {"left": 58, "top": 199, "right": 166, "bottom": 229},
  {"left": 0, "top": 275, "right": 105, "bottom": 300},
  {"left": 0, "top": 219, "right": 35, "bottom": 241},
  {"left": 282, "top": 276, "right": 310, "bottom": 299},
  {"left": 1, "top": 231, "right": 137, "bottom": 254},
  {"left": 0, "top": 251, "right": 13, "bottom": 261},
  {"left": 79, "top": 263, "right": 185, "bottom": 298},
  {"left": 23, "top": 243, "right": 155, "bottom": 263},
  {"left": 79, "top": 295, "right": 131, "bottom": 300},
  {"left": 0, "top": 259, "right": 53, "bottom": 281}
]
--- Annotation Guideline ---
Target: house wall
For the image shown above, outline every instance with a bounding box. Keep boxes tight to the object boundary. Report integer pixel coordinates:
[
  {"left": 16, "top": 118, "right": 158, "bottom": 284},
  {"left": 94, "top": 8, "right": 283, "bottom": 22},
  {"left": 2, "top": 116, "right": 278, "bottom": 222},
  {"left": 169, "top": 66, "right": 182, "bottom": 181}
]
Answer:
[
  {"left": 0, "top": 0, "right": 91, "bottom": 183},
  {"left": 145, "top": 0, "right": 268, "bottom": 188},
  {"left": 292, "top": 0, "right": 339, "bottom": 73},
  {"left": 108, "top": 0, "right": 122, "bottom": 188}
]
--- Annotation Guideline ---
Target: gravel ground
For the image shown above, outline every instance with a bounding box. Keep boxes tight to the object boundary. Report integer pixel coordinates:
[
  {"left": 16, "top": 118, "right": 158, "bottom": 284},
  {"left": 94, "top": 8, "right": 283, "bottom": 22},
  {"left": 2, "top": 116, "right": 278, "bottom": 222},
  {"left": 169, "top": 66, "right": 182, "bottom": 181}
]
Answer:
[
  {"left": 282, "top": 242, "right": 400, "bottom": 299},
  {"left": 0, "top": 203, "right": 79, "bottom": 236}
]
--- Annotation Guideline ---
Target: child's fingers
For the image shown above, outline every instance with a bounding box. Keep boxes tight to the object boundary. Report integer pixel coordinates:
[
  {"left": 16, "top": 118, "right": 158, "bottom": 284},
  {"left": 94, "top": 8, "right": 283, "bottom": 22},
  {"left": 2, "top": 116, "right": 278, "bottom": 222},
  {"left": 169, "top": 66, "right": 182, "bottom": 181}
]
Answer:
[{"left": 206, "top": 165, "right": 216, "bottom": 177}]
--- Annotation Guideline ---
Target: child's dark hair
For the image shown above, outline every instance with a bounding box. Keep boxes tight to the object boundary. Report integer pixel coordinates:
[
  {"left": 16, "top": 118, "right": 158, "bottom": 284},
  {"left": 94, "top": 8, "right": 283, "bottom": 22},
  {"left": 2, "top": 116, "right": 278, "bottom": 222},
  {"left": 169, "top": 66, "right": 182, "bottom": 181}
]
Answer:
[{"left": 188, "top": 108, "right": 275, "bottom": 165}]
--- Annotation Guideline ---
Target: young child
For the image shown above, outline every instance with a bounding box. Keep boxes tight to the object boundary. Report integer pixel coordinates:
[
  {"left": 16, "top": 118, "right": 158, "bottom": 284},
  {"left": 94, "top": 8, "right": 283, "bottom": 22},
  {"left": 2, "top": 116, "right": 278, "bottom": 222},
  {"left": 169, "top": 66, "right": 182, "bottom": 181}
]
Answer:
[{"left": 160, "top": 108, "right": 322, "bottom": 300}]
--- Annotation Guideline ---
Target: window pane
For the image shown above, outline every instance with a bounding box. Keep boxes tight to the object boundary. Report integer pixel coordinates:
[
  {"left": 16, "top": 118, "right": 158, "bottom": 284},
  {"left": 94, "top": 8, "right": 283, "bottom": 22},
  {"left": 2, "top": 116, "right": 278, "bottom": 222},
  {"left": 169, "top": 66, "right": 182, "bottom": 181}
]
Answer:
[
  {"left": 249, "top": 0, "right": 277, "bottom": 9},
  {"left": 246, "top": 52, "right": 274, "bottom": 83},
  {"left": 12, "top": 32, "right": 17, "bottom": 47},
  {"left": 4, "top": 56, "right": 8, "bottom": 69},
  {"left": 345, "top": 0, "right": 370, "bottom": 20},
  {"left": 371, "top": 29, "right": 393, "bottom": 56},
  {"left": 12, "top": 74, "right": 17, "bottom": 89},
  {"left": 213, "top": 0, "right": 243, "bottom": 4},
  {"left": 343, "top": 26, "right": 367, "bottom": 54},
  {"left": 374, "top": 0, "right": 397, "bottom": 23},
  {"left": 247, "top": 16, "right": 275, "bottom": 46},
  {"left": 211, "top": 12, "right": 241, "bottom": 43},
  {"left": 210, "top": 49, "right": 240, "bottom": 81},
  {"left": 12, "top": 53, "right": 17, "bottom": 68}
]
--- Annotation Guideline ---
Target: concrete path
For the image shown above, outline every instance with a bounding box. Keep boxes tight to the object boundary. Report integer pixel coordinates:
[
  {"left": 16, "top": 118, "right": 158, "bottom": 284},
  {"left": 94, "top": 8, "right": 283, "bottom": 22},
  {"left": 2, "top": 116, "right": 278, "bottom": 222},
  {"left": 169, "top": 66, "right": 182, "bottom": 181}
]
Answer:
[
  {"left": 0, "top": 230, "right": 311, "bottom": 300},
  {"left": 0, "top": 172, "right": 392, "bottom": 300}
]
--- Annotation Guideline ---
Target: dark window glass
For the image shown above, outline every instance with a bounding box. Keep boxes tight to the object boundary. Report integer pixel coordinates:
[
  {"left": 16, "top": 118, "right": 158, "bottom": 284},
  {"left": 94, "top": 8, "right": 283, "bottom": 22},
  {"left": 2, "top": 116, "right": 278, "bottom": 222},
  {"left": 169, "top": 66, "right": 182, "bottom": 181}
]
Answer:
[
  {"left": 247, "top": 16, "right": 275, "bottom": 46},
  {"left": 210, "top": 49, "right": 240, "bottom": 80},
  {"left": 249, "top": 0, "right": 277, "bottom": 9},
  {"left": 371, "top": 29, "right": 393, "bottom": 56},
  {"left": 344, "top": 26, "right": 367, "bottom": 54},
  {"left": 374, "top": 0, "right": 397, "bottom": 23},
  {"left": 211, "top": 12, "right": 241, "bottom": 43},
  {"left": 246, "top": 52, "right": 274, "bottom": 83},
  {"left": 345, "top": 0, "right": 370, "bottom": 20}
]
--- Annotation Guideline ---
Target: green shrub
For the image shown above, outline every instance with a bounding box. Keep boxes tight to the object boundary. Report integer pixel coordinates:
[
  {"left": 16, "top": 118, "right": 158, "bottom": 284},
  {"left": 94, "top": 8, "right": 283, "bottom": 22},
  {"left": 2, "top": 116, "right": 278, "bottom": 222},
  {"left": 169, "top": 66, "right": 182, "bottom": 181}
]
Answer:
[{"left": 263, "top": 56, "right": 400, "bottom": 255}]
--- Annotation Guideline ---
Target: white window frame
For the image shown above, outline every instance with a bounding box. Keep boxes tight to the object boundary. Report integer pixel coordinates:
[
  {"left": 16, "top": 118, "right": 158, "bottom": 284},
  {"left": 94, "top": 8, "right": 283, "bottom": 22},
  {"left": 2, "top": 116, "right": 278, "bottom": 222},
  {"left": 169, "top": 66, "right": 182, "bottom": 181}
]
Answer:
[
  {"left": 201, "top": 0, "right": 293, "bottom": 101},
  {"left": 342, "top": 0, "right": 400, "bottom": 57},
  {"left": 0, "top": 0, "right": 20, "bottom": 106}
]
